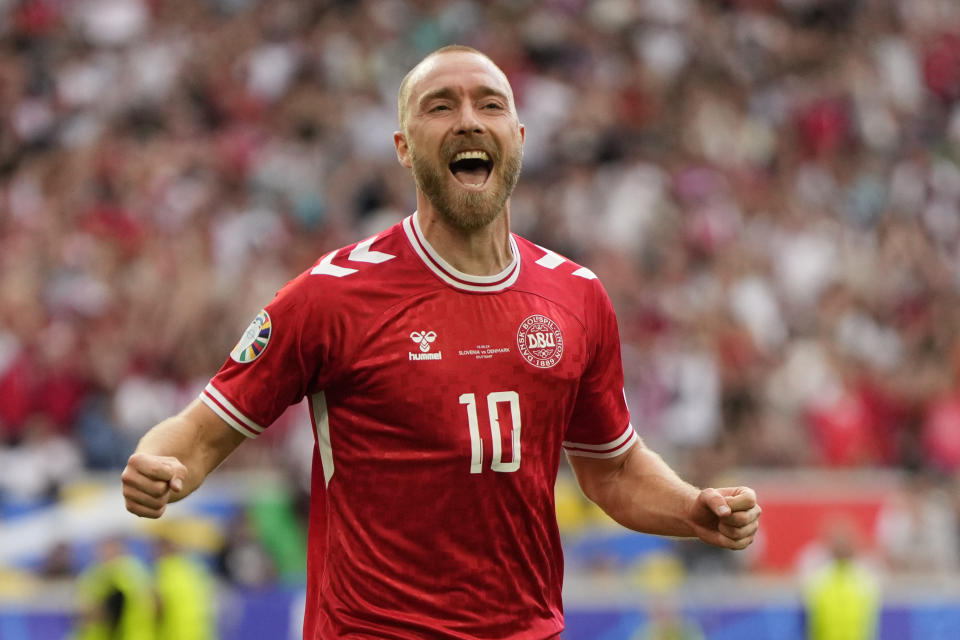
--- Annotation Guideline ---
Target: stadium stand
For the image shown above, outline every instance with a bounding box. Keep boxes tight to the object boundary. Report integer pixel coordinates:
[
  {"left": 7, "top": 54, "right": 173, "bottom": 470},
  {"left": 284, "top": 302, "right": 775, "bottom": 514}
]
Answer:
[{"left": 2, "top": 0, "right": 960, "bottom": 637}]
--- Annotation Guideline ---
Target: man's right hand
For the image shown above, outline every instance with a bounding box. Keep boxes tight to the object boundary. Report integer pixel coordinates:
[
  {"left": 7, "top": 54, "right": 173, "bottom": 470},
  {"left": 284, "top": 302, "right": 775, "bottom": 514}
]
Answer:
[{"left": 121, "top": 453, "right": 188, "bottom": 518}]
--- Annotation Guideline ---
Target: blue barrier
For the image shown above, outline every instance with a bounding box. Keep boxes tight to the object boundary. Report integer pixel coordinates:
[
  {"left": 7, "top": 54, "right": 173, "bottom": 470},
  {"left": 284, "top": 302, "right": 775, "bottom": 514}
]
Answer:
[{"left": 8, "top": 595, "right": 960, "bottom": 639}]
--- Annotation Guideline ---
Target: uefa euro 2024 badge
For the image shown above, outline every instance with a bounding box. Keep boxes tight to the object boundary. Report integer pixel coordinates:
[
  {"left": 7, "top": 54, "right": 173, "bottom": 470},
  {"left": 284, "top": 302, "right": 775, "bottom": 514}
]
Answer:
[{"left": 230, "top": 310, "right": 272, "bottom": 363}]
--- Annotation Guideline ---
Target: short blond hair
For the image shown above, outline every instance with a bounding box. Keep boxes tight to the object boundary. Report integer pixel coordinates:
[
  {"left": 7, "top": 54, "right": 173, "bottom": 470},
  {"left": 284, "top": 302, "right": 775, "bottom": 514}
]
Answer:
[{"left": 397, "top": 45, "right": 505, "bottom": 131}]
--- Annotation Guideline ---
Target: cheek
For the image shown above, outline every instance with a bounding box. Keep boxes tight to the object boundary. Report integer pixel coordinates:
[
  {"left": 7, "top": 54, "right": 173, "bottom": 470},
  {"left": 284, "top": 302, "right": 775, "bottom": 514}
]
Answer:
[{"left": 500, "top": 126, "right": 522, "bottom": 147}]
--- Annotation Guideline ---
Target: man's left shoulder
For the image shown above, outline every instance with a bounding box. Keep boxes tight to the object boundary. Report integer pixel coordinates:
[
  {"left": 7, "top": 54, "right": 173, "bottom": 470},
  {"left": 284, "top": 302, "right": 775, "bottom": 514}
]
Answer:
[{"left": 514, "top": 235, "right": 604, "bottom": 295}]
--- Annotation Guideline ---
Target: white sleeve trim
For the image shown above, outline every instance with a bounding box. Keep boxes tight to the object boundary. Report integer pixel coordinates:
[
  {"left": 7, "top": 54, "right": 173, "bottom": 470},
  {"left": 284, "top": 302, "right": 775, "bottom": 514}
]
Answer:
[
  {"left": 563, "top": 423, "right": 639, "bottom": 458},
  {"left": 563, "top": 422, "right": 635, "bottom": 450},
  {"left": 201, "top": 395, "right": 257, "bottom": 439},
  {"left": 200, "top": 383, "right": 265, "bottom": 439}
]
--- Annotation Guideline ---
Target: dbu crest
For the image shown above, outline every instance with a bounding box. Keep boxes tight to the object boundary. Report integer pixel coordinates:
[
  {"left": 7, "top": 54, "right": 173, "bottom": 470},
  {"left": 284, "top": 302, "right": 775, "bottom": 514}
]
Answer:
[{"left": 517, "top": 315, "right": 563, "bottom": 368}]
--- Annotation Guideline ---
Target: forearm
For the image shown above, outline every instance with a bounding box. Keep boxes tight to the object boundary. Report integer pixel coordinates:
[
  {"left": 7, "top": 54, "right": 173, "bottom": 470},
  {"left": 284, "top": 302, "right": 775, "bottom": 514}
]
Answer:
[
  {"left": 135, "top": 418, "right": 205, "bottom": 502},
  {"left": 134, "top": 400, "right": 244, "bottom": 502},
  {"left": 572, "top": 444, "right": 700, "bottom": 537}
]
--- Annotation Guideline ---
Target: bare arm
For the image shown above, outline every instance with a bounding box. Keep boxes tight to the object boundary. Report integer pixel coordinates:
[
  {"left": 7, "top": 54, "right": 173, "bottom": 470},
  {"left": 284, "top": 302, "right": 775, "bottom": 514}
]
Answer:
[
  {"left": 121, "top": 399, "right": 247, "bottom": 518},
  {"left": 567, "top": 439, "right": 760, "bottom": 550}
]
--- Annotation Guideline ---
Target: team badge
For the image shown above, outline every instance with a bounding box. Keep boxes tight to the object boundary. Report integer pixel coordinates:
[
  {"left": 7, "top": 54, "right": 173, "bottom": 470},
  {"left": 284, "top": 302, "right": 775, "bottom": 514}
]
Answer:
[
  {"left": 517, "top": 314, "right": 563, "bottom": 368},
  {"left": 230, "top": 310, "right": 272, "bottom": 363}
]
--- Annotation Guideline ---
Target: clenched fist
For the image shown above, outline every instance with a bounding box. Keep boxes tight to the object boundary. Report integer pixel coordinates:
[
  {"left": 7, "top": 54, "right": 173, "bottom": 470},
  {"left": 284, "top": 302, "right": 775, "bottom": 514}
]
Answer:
[
  {"left": 688, "top": 486, "right": 761, "bottom": 550},
  {"left": 121, "top": 453, "right": 188, "bottom": 518}
]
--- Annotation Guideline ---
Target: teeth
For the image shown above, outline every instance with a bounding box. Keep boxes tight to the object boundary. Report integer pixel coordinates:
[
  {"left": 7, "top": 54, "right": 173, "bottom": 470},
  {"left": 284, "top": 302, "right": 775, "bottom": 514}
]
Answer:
[{"left": 452, "top": 150, "right": 490, "bottom": 163}]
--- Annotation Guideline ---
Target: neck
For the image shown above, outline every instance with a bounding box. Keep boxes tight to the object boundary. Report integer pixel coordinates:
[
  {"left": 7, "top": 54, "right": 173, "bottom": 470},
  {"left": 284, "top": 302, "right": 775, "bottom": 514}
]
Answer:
[{"left": 415, "top": 200, "right": 514, "bottom": 276}]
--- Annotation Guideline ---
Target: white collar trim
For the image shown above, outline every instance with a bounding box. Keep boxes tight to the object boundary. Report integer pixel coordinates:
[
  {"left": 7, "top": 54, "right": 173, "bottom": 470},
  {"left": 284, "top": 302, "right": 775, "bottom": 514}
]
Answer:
[{"left": 402, "top": 213, "right": 520, "bottom": 292}]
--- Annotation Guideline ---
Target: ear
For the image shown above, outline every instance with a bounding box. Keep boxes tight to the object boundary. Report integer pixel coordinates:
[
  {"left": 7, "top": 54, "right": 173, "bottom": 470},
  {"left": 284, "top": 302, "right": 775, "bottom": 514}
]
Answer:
[{"left": 394, "top": 131, "right": 412, "bottom": 168}]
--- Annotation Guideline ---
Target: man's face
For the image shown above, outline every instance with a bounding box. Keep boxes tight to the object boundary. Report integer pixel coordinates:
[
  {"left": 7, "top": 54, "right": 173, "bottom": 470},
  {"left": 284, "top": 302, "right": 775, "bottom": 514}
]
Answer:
[{"left": 396, "top": 52, "right": 525, "bottom": 232}]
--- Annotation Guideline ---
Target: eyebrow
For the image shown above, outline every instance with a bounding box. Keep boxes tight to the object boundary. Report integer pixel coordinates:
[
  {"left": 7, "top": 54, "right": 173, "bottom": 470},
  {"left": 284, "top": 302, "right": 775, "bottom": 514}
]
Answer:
[{"left": 418, "top": 85, "right": 511, "bottom": 109}]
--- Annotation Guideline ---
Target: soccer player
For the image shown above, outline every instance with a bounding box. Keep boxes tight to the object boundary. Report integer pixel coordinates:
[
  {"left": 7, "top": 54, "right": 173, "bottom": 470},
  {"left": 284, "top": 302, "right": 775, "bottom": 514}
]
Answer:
[{"left": 122, "top": 45, "right": 762, "bottom": 639}]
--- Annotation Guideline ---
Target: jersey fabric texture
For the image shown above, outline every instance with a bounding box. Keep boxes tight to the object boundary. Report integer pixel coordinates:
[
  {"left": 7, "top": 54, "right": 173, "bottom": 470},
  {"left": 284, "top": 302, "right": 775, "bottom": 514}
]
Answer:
[{"left": 201, "top": 213, "right": 637, "bottom": 639}]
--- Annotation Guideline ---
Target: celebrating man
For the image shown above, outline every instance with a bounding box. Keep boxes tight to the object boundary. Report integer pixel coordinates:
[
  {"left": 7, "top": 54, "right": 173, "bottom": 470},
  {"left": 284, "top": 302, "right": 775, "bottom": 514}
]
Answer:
[{"left": 122, "top": 45, "right": 761, "bottom": 639}]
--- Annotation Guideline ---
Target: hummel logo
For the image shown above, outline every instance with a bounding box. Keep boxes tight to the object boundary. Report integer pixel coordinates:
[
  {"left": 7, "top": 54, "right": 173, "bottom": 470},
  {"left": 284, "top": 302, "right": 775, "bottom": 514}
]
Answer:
[
  {"left": 410, "top": 331, "right": 437, "bottom": 353},
  {"left": 409, "top": 330, "right": 441, "bottom": 361}
]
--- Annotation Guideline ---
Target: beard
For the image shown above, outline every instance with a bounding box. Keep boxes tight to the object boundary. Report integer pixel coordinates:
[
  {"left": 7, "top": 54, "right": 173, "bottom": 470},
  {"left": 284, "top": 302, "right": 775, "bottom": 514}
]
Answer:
[{"left": 408, "top": 135, "right": 522, "bottom": 232}]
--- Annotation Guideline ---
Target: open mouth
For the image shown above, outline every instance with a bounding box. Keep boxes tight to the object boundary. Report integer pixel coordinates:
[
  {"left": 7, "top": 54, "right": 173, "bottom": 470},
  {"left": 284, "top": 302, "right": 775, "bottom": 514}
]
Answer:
[{"left": 449, "top": 150, "right": 493, "bottom": 188}]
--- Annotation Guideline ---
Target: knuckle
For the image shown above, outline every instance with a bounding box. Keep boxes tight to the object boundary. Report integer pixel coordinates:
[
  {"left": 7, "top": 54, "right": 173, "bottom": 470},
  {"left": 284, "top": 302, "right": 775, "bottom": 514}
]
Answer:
[
  {"left": 132, "top": 504, "right": 161, "bottom": 519},
  {"left": 126, "top": 502, "right": 149, "bottom": 518},
  {"left": 126, "top": 491, "right": 165, "bottom": 511}
]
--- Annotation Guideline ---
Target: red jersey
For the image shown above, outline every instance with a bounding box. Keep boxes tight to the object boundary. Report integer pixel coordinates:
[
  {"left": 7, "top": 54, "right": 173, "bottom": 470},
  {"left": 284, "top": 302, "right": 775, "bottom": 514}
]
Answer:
[{"left": 201, "top": 213, "right": 636, "bottom": 639}]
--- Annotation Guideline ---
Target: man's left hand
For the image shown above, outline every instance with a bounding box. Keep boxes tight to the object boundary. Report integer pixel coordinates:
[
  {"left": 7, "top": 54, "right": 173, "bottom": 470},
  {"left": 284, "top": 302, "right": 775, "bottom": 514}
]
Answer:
[{"left": 688, "top": 486, "right": 761, "bottom": 550}]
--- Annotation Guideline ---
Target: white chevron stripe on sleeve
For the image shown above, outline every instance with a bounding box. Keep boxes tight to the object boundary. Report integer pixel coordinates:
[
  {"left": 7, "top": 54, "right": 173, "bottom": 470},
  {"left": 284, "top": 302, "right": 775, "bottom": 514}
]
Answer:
[
  {"left": 348, "top": 235, "right": 395, "bottom": 264},
  {"left": 311, "top": 250, "right": 358, "bottom": 277},
  {"left": 534, "top": 245, "right": 567, "bottom": 269},
  {"left": 572, "top": 267, "right": 597, "bottom": 280}
]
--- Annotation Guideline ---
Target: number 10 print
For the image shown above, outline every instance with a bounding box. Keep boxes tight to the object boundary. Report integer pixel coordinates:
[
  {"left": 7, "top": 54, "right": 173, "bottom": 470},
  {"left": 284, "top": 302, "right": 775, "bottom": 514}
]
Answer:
[{"left": 459, "top": 391, "right": 521, "bottom": 474}]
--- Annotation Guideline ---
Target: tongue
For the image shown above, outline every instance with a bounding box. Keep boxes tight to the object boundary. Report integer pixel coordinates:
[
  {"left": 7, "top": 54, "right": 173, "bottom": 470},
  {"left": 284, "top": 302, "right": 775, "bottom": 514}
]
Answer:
[{"left": 452, "top": 166, "right": 490, "bottom": 186}]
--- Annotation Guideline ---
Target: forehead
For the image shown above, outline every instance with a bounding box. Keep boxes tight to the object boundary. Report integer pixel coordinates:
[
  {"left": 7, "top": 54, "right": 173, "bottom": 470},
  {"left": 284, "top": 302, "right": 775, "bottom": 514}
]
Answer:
[{"left": 407, "top": 52, "right": 514, "bottom": 106}]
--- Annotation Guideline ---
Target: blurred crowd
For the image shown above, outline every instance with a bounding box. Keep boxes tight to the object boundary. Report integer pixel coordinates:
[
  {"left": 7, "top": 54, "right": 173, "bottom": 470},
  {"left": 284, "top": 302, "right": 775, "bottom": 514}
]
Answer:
[
  {"left": 2, "top": 0, "right": 960, "bottom": 574},
  {"left": 69, "top": 535, "right": 217, "bottom": 640}
]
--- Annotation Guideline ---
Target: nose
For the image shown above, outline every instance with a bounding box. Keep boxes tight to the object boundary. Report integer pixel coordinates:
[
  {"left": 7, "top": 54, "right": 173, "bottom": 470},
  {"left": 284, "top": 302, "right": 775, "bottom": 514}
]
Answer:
[{"left": 454, "top": 102, "right": 485, "bottom": 135}]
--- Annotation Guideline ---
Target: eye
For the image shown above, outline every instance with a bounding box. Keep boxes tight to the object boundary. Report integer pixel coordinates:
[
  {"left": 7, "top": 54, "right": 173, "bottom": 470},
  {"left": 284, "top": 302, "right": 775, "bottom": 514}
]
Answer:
[
  {"left": 483, "top": 102, "right": 504, "bottom": 110},
  {"left": 429, "top": 104, "right": 451, "bottom": 113}
]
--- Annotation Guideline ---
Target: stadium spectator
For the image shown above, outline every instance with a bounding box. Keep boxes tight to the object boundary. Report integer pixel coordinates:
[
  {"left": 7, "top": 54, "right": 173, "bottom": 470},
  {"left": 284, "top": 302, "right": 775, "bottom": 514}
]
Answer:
[
  {"left": 73, "top": 537, "right": 156, "bottom": 640},
  {"left": 214, "top": 510, "right": 278, "bottom": 589},
  {"left": 874, "top": 470, "right": 960, "bottom": 575},
  {"left": 154, "top": 534, "right": 218, "bottom": 640},
  {"left": 803, "top": 517, "right": 881, "bottom": 640}
]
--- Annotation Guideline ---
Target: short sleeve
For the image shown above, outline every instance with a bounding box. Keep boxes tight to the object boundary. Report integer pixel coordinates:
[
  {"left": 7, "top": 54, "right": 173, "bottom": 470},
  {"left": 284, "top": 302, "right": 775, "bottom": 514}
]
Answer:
[
  {"left": 563, "top": 281, "right": 638, "bottom": 458},
  {"left": 200, "top": 271, "right": 344, "bottom": 438}
]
